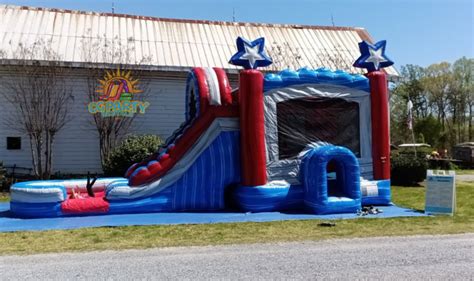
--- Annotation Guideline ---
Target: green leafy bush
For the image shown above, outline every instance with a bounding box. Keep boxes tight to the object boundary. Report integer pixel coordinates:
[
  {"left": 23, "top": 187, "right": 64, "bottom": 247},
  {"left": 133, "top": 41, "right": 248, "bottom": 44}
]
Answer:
[
  {"left": 397, "top": 146, "right": 432, "bottom": 158},
  {"left": 428, "top": 159, "right": 458, "bottom": 170},
  {"left": 391, "top": 152, "right": 428, "bottom": 186},
  {"left": 103, "top": 135, "right": 163, "bottom": 177}
]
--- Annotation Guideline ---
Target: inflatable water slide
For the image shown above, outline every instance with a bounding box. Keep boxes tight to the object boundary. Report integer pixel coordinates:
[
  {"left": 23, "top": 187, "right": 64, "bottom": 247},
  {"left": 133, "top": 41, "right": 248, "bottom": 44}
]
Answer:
[{"left": 10, "top": 37, "right": 394, "bottom": 218}]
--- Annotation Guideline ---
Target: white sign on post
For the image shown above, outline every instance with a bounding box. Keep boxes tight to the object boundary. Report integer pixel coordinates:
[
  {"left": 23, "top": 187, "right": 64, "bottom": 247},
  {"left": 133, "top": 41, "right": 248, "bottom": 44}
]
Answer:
[{"left": 425, "top": 170, "right": 456, "bottom": 215}]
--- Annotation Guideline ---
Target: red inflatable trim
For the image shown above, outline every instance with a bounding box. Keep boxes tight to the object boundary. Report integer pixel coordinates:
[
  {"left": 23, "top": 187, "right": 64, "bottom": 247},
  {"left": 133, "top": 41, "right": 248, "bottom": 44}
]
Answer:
[
  {"left": 125, "top": 163, "right": 139, "bottom": 178},
  {"left": 61, "top": 197, "right": 110, "bottom": 214},
  {"left": 239, "top": 69, "right": 267, "bottom": 186},
  {"left": 129, "top": 168, "right": 152, "bottom": 186},
  {"left": 367, "top": 71, "right": 390, "bottom": 180},
  {"left": 213, "top": 67, "right": 233, "bottom": 105},
  {"left": 147, "top": 161, "right": 163, "bottom": 174},
  {"left": 193, "top": 67, "right": 210, "bottom": 115}
]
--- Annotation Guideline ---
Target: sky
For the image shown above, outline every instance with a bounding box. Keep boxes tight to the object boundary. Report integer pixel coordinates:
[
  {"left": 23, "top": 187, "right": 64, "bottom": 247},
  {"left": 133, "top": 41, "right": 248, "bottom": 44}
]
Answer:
[{"left": 1, "top": 0, "right": 473, "bottom": 68}]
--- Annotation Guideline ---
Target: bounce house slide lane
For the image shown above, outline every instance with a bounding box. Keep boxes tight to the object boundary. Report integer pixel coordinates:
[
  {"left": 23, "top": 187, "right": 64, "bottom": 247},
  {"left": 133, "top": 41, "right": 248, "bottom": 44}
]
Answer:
[
  {"left": 9, "top": 117, "right": 241, "bottom": 217},
  {"left": 126, "top": 105, "right": 239, "bottom": 187},
  {"left": 106, "top": 126, "right": 241, "bottom": 214},
  {"left": 105, "top": 118, "right": 240, "bottom": 200},
  {"left": 10, "top": 66, "right": 239, "bottom": 217},
  {"left": 125, "top": 66, "right": 236, "bottom": 187}
]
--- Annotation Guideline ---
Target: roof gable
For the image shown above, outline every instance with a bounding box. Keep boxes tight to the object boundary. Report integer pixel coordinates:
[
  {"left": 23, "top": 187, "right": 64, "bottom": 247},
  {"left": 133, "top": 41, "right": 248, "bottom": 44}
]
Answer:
[{"left": 0, "top": 5, "right": 398, "bottom": 76}]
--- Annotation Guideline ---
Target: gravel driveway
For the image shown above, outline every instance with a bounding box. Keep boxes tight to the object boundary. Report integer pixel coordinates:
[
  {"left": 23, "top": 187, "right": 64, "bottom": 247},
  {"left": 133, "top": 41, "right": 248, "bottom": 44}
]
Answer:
[{"left": 1, "top": 233, "right": 473, "bottom": 280}]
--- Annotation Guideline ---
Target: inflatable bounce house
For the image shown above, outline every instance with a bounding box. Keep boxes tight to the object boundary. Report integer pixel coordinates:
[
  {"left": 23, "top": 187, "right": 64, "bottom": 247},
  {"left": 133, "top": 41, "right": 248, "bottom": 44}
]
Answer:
[{"left": 9, "top": 37, "right": 394, "bottom": 218}]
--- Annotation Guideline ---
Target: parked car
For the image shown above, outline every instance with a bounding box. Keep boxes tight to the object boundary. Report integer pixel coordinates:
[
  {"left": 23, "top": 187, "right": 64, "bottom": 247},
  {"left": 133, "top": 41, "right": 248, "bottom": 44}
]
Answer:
[
  {"left": 397, "top": 143, "right": 432, "bottom": 158},
  {"left": 398, "top": 143, "right": 431, "bottom": 148}
]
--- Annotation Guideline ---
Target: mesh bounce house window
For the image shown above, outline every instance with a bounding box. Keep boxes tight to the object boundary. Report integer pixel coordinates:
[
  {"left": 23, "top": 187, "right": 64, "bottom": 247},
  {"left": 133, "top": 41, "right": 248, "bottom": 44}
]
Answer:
[{"left": 276, "top": 97, "right": 360, "bottom": 159}]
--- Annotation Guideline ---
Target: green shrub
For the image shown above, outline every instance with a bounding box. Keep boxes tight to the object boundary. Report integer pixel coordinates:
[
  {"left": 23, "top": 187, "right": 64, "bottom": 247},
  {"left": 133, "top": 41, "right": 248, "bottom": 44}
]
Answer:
[
  {"left": 103, "top": 135, "right": 163, "bottom": 177},
  {"left": 397, "top": 146, "right": 432, "bottom": 158},
  {"left": 428, "top": 159, "right": 458, "bottom": 170},
  {"left": 391, "top": 153, "right": 428, "bottom": 186}
]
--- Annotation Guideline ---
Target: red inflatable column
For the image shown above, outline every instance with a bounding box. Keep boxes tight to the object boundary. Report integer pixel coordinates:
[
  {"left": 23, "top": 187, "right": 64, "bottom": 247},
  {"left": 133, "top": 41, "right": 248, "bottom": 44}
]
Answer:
[
  {"left": 239, "top": 69, "right": 267, "bottom": 186},
  {"left": 367, "top": 71, "right": 390, "bottom": 180}
]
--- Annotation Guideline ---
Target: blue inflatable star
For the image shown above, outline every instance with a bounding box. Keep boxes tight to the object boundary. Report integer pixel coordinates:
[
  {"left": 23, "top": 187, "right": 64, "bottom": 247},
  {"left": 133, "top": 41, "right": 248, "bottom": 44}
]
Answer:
[
  {"left": 229, "top": 37, "right": 272, "bottom": 70},
  {"left": 353, "top": 40, "right": 394, "bottom": 72}
]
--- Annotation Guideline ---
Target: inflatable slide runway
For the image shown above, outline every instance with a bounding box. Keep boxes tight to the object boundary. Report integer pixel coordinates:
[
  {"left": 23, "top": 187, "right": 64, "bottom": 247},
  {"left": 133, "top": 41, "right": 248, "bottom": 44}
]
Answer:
[{"left": 10, "top": 68, "right": 243, "bottom": 217}]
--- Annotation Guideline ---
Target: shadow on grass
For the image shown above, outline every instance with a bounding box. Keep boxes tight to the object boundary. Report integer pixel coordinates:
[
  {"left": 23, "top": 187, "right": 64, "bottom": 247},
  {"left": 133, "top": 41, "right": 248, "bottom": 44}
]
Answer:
[{"left": 393, "top": 182, "right": 425, "bottom": 188}]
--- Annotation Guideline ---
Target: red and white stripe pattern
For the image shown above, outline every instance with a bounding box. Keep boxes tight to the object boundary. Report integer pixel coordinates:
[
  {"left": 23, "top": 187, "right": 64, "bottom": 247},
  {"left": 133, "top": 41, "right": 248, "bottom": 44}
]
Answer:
[
  {"left": 204, "top": 67, "right": 221, "bottom": 105},
  {"left": 193, "top": 67, "right": 233, "bottom": 113}
]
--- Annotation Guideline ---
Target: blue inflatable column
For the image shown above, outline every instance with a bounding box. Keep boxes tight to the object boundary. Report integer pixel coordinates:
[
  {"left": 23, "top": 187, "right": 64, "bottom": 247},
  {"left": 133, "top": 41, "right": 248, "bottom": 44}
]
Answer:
[{"left": 300, "top": 145, "right": 361, "bottom": 214}]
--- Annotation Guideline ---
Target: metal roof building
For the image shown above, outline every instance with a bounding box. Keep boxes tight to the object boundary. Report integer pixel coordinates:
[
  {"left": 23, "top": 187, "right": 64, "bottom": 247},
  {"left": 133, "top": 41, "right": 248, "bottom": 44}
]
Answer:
[
  {"left": 0, "top": 5, "right": 398, "bottom": 175},
  {"left": 0, "top": 5, "right": 398, "bottom": 76}
]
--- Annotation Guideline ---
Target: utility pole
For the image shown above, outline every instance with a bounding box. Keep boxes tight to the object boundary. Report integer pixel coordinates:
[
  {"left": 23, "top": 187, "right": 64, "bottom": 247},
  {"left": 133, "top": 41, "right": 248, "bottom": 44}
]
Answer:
[
  {"left": 331, "top": 13, "right": 335, "bottom": 27},
  {"left": 232, "top": 8, "right": 236, "bottom": 22},
  {"left": 112, "top": 1, "right": 115, "bottom": 14}
]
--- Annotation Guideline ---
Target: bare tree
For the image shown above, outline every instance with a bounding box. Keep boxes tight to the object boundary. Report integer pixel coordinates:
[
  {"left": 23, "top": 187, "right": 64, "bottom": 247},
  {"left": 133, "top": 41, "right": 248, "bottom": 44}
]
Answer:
[
  {"left": 0, "top": 39, "right": 73, "bottom": 179},
  {"left": 268, "top": 41, "right": 356, "bottom": 72},
  {"left": 80, "top": 31, "right": 152, "bottom": 170},
  {"left": 269, "top": 41, "right": 302, "bottom": 70}
]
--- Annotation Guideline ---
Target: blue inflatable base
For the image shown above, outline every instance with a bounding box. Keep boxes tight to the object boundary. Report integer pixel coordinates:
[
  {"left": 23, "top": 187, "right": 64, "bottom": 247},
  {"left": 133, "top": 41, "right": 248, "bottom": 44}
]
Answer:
[{"left": 0, "top": 202, "right": 428, "bottom": 232}]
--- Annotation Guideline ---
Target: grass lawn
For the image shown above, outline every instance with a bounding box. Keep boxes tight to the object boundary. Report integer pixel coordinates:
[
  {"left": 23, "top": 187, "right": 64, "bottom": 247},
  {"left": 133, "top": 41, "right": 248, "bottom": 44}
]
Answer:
[
  {"left": 0, "top": 182, "right": 472, "bottom": 255},
  {"left": 455, "top": 169, "right": 474, "bottom": 175},
  {"left": 0, "top": 193, "right": 9, "bottom": 202}
]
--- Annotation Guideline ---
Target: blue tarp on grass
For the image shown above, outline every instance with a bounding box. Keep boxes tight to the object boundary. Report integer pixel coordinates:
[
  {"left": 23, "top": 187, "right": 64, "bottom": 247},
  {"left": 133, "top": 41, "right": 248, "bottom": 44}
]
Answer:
[{"left": 0, "top": 202, "right": 427, "bottom": 232}]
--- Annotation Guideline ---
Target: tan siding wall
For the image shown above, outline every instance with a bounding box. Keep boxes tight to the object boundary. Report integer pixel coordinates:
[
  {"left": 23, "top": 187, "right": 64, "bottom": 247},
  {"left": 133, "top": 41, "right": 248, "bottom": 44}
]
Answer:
[{"left": 0, "top": 68, "right": 186, "bottom": 174}]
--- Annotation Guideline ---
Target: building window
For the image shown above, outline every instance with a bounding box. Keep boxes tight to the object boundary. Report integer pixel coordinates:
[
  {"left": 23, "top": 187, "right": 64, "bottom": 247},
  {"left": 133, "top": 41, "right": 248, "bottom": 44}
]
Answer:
[
  {"left": 6, "top": 137, "right": 21, "bottom": 150},
  {"left": 277, "top": 97, "right": 360, "bottom": 160}
]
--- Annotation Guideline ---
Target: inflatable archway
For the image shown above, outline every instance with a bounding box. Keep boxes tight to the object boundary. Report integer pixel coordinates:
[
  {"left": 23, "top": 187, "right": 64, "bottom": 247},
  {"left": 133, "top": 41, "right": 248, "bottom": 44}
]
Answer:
[{"left": 301, "top": 145, "right": 361, "bottom": 214}]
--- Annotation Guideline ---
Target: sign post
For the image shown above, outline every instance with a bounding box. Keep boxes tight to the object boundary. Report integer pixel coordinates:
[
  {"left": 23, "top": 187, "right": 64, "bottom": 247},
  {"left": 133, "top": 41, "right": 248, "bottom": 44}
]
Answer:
[{"left": 425, "top": 170, "right": 456, "bottom": 215}]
